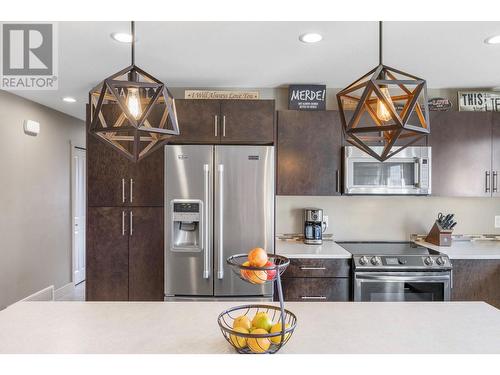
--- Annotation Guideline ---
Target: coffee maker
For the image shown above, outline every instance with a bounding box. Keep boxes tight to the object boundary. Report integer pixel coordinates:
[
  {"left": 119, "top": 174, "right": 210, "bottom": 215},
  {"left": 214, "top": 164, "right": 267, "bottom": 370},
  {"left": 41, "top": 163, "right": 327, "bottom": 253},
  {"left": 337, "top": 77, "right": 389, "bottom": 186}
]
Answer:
[{"left": 304, "top": 208, "right": 327, "bottom": 245}]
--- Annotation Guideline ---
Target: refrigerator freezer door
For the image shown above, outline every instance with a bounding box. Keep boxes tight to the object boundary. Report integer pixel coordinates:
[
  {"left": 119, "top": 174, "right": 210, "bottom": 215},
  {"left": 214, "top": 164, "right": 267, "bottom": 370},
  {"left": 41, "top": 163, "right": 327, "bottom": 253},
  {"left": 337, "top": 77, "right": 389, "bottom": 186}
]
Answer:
[
  {"left": 165, "top": 145, "right": 214, "bottom": 297},
  {"left": 214, "top": 146, "right": 275, "bottom": 297}
]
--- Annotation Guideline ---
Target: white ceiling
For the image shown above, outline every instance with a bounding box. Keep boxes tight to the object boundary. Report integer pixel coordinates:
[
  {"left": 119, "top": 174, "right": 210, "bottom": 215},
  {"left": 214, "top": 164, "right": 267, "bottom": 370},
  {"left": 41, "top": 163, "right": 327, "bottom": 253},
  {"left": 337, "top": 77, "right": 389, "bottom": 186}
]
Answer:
[{"left": 9, "top": 21, "right": 500, "bottom": 120}]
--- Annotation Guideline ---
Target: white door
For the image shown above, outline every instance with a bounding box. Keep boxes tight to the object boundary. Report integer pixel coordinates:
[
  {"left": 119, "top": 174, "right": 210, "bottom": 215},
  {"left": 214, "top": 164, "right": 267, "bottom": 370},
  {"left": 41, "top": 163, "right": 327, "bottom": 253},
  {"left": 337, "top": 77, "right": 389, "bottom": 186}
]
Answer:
[{"left": 72, "top": 147, "right": 86, "bottom": 285}]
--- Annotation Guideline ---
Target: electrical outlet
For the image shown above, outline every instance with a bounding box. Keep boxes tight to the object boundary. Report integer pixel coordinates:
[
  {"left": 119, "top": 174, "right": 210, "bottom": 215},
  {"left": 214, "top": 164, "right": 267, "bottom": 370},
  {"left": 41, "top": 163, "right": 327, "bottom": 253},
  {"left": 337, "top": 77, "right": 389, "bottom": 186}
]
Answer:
[{"left": 495, "top": 216, "right": 500, "bottom": 228}]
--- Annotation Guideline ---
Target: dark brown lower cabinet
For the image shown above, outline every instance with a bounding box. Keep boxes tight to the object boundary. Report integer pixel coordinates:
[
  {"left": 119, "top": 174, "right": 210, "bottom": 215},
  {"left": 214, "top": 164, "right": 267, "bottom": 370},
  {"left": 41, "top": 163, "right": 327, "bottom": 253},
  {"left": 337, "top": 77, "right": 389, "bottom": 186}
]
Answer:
[
  {"left": 278, "top": 258, "right": 352, "bottom": 302},
  {"left": 280, "top": 278, "right": 350, "bottom": 302},
  {"left": 129, "top": 207, "right": 164, "bottom": 301},
  {"left": 86, "top": 207, "right": 164, "bottom": 301},
  {"left": 451, "top": 259, "right": 500, "bottom": 309},
  {"left": 86, "top": 207, "right": 129, "bottom": 301}
]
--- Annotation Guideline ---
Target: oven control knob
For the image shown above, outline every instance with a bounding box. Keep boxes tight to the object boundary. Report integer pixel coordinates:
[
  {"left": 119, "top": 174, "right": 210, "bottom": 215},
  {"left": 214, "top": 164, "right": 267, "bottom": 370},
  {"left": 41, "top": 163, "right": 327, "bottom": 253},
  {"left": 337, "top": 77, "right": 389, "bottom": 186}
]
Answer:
[
  {"left": 370, "top": 256, "right": 381, "bottom": 266},
  {"left": 424, "top": 256, "right": 434, "bottom": 266},
  {"left": 359, "top": 256, "right": 368, "bottom": 265},
  {"left": 436, "top": 257, "right": 446, "bottom": 266}
]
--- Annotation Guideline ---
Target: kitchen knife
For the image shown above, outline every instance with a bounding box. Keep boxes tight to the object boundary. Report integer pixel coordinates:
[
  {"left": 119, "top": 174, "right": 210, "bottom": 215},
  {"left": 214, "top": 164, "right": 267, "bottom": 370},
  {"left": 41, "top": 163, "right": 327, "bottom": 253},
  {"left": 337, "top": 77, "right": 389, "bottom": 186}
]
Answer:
[
  {"left": 442, "top": 214, "right": 454, "bottom": 228},
  {"left": 449, "top": 221, "right": 457, "bottom": 230}
]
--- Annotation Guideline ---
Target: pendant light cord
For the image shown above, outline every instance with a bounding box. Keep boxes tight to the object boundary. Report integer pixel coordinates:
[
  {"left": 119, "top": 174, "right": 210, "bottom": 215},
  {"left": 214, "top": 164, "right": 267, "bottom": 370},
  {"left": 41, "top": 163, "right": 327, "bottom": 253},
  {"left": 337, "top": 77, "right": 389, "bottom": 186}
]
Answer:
[
  {"left": 131, "top": 21, "right": 135, "bottom": 66},
  {"left": 379, "top": 21, "right": 383, "bottom": 66}
]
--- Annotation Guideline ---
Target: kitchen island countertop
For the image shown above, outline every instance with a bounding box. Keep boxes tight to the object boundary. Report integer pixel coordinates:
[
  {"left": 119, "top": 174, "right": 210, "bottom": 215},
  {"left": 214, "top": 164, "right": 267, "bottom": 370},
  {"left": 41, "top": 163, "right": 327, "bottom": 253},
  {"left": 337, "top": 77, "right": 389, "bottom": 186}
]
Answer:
[
  {"left": 1, "top": 301, "right": 499, "bottom": 354},
  {"left": 276, "top": 240, "right": 351, "bottom": 259}
]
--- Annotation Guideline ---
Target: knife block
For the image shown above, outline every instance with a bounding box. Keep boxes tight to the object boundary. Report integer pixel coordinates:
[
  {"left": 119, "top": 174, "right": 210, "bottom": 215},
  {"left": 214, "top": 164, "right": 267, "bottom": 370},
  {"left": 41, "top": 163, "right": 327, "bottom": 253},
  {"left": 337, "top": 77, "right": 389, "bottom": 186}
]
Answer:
[{"left": 425, "top": 221, "right": 453, "bottom": 247}]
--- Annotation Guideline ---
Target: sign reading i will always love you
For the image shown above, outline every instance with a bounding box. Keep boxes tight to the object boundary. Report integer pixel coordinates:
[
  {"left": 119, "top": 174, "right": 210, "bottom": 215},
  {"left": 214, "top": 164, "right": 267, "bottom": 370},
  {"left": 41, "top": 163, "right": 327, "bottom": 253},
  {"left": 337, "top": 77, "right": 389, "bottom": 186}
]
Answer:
[
  {"left": 288, "top": 84, "right": 326, "bottom": 110},
  {"left": 458, "top": 91, "right": 500, "bottom": 112}
]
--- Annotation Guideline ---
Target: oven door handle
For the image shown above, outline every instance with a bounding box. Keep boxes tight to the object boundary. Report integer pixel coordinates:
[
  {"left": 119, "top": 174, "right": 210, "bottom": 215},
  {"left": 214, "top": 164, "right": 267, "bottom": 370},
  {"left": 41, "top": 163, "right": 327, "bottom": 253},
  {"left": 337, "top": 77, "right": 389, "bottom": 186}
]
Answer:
[{"left": 355, "top": 274, "right": 451, "bottom": 283}]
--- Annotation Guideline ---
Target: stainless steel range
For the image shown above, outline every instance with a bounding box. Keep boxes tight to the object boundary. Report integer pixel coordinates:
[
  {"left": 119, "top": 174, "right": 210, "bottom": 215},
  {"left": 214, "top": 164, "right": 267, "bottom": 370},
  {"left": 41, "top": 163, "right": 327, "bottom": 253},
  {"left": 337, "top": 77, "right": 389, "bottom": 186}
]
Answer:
[{"left": 339, "top": 242, "right": 452, "bottom": 302}]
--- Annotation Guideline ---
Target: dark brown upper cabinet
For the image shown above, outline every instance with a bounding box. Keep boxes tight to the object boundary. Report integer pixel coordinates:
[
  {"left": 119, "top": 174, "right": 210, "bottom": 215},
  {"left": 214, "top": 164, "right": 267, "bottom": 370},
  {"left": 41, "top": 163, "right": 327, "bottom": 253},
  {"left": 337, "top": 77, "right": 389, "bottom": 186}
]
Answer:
[
  {"left": 219, "top": 100, "right": 275, "bottom": 144},
  {"left": 277, "top": 110, "right": 343, "bottom": 196},
  {"left": 87, "top": 126, "right": 164, "bottom": 207},
  {"left": 171, "top": 99, "right": 221, "bottom": 144},
  {"left": 428, "top": 112, "right": 493, "bottom": 197},
  {"left": 492, "top": 113, "right": 500, "bottom": 197},
  {"left": 169, "top": 99, "right": 275, "bottom": 145}
]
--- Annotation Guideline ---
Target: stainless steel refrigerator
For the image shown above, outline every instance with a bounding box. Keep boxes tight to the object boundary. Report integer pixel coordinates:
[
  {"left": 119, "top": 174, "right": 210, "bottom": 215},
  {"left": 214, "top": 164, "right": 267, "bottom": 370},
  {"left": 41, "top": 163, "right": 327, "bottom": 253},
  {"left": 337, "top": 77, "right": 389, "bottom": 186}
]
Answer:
[{"left": 164, "top": 145, "right": 275, "bottom": 300}]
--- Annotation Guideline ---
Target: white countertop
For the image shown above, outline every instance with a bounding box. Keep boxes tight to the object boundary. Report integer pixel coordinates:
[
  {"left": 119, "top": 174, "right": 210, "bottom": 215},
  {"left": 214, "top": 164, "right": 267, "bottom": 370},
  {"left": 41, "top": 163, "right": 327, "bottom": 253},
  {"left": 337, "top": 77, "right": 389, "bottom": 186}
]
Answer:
[
  {"left": 416, "top": 239, "right": 500, "bottom": 260},
  {"left": 1, "top": 301, "right": 499, "bottom": 354},
  {"left": 276, "top": 240, "right": 351, "bottom": 259}
]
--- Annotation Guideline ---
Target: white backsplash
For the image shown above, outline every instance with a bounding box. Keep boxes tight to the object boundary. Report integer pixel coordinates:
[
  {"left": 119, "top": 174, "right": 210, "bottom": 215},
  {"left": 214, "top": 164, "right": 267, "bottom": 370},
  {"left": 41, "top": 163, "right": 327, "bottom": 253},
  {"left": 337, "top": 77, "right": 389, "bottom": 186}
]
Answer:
[{"left": 276, "top": 196, "right": 500, "bottom": 241}]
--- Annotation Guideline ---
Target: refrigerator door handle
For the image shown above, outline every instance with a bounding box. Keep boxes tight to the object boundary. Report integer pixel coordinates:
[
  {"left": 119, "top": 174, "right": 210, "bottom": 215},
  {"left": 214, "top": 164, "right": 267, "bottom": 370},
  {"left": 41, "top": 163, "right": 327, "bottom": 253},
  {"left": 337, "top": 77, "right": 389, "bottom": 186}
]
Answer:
[
  {"left": 203, "top": 164, "right": 210, "bottom": 279},
  {"left": 217, "top": 164, "right": 224, "bottom": 280}
]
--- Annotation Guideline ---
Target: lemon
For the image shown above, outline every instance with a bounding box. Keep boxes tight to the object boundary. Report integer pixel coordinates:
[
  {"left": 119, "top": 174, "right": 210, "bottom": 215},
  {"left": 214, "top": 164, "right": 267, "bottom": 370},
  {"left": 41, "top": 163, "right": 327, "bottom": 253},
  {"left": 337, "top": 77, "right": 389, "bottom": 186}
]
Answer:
[
  {"left": 247, "top": 328, "right": 271, "bottom": 353},
  {"left": 233, "top": 315, "right": 252, "bottom": 331},
  {"left": 269, "top": 323, "right": 291, "bottom": 344},
  {"left": 229, "top": 326, "right": 249, "bottom": 349}
]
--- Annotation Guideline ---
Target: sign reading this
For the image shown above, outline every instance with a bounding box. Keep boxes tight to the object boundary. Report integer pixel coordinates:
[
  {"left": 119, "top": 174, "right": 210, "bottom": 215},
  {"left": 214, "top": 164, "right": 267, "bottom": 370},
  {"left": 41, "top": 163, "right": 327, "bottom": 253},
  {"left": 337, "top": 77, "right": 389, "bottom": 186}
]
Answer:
[
  {"left": 185, "top": 90, "right": 259, "bottom": 100},
  {"left": 458, "top": 91, "right": 500, "bottom": 112},
  {"left": 288, "top": 84, "right": 326, "bottom": 111}
]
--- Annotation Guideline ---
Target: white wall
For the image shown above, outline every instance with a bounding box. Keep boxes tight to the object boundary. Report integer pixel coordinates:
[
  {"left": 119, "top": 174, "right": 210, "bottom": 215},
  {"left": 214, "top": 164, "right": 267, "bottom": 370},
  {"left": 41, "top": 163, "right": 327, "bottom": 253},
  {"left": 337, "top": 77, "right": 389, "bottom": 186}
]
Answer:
[
  {"left": 277, "top": 196, "right": 500, "bottom": 241},
  {"left": 0, "top": 91, "right": 85, "bottom": 309}
]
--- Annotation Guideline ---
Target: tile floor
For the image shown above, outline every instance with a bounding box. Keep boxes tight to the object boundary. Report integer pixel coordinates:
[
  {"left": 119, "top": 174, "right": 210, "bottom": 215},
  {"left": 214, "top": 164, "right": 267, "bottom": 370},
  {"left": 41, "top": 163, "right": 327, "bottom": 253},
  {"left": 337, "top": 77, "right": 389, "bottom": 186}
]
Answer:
[{"left": 57, "top": 282, "right": 85, "bottom": 301}]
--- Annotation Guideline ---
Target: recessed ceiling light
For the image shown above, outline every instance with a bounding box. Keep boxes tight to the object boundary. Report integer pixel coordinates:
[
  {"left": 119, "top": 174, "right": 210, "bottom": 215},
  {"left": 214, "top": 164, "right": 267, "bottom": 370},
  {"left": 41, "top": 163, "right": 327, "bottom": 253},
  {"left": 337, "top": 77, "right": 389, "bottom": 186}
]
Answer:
[
  {"left": 485, "top": 35, "right": 500, "bottom": 44},
  {"left": 111, "top": 32, "right": 133, "bottom": 43},
  {"left": 62, "top": 97, "right": 76, "bottom": 103},
  {"left": 299, "top": 33, "right": 322, "bottom": 44}
]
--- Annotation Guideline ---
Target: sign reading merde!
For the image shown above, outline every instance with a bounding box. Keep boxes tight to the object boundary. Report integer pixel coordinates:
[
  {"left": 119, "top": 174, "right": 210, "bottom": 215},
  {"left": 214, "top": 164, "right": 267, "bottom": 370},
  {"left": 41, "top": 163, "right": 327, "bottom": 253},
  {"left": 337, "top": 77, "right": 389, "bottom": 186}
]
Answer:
[
  {"left": 1, "top": 22, "right": 58, "bottom": 90},
  {"left": 458, "top": 91, "right": 500, "bottom": 112},
  {"left": 288, "top": 84, "right": 326, "bottom": 110}
]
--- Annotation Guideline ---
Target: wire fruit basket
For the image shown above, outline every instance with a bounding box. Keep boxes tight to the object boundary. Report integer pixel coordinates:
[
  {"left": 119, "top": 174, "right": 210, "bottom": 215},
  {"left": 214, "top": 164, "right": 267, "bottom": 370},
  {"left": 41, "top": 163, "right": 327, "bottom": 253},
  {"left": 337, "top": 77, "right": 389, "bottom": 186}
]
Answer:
[
  {"left": 217, "top": 253, "right": 296, "bottom": 354},
  {"left": 218, "top": 304, "right": 297, "bottom": 354}
]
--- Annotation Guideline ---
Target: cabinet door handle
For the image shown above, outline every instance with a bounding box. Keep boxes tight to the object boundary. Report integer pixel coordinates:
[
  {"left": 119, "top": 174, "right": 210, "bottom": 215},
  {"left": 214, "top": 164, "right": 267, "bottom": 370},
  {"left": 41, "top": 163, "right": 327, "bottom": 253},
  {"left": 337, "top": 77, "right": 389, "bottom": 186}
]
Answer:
[
  {"left": 335, "top": 170, "right": 340, "bottom": 193},
  {"left": 301, "top": 296, "right": 327, "bottom": 300},
  {"left": 493, "top": 171, "right": 498, "bottom": 193},
  {"left": 222, "top": 115, "right": 226, "bottom": 137},
  {"left": 122, "top": 178, "right": 126, "bottom": 203},
  {"left": 129, "top": 211, "right": 133, "bottom": 236},
  {"left": 214, "top": 115, "right": 218, "bottom": 137},
  {"left": 121, "top": 211, "right": 126, "bottom": 236},
  {"left": 130, "top": 178, "right": 134, "bottom": 203},
  {"left": 300, "top": 267, "right": 326, "bottom": 270},
  {"left": 485, "top": 171, "right": 491, "bottom": 193}
]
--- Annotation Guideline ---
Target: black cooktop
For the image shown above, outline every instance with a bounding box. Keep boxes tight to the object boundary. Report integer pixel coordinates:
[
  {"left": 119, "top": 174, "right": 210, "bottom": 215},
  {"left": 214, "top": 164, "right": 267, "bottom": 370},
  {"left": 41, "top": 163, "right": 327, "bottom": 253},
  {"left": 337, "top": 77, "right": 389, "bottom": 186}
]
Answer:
[{"left": 338, "top": 241, "right": 441, "bottom": 256}]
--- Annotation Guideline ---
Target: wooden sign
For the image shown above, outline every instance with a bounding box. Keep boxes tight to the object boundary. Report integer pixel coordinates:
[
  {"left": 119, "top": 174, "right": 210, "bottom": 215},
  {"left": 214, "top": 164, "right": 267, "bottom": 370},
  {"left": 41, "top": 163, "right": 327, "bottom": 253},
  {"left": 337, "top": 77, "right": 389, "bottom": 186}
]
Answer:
[
  {"left": 458, "top": 91, "right": 500, "bottom": 112},
  {"left": 185, "top": 90, "right": 259, "bottom": 100},
  {"left": 288, "top": 84, "right": 326, "bottom": 110},
  {"left": 428, "top": 97, "right": 452, "bottom": 111}
]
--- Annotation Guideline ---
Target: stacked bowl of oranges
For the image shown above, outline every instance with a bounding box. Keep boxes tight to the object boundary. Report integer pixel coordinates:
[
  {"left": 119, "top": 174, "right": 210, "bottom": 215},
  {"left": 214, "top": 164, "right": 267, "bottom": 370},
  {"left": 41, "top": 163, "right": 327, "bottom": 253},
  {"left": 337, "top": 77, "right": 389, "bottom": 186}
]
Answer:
[{"left": 218, "top": 248, "right": 296, "bottom": 354}]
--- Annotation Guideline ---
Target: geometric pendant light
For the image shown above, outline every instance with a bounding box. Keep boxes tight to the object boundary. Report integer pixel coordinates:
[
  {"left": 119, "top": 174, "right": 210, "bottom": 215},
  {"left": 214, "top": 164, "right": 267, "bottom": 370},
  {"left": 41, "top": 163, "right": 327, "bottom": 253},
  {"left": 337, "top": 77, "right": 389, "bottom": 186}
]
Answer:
[
  {"left": 89, "top": 21, "right": 180, "bottom": 162},
  {"left": 337, "top": 21, "right": 430, "bottom": 161}
]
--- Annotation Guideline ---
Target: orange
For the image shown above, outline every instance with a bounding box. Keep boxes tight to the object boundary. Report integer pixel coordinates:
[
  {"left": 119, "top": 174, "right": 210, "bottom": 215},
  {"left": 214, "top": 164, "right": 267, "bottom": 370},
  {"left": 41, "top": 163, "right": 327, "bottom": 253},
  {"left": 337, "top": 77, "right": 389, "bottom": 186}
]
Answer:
[
  {"left": 247, "top": 328, "right": 270, "bottom": 353},
  {"left": 248, "top": 247, "right": 268, "bottom": 267}
]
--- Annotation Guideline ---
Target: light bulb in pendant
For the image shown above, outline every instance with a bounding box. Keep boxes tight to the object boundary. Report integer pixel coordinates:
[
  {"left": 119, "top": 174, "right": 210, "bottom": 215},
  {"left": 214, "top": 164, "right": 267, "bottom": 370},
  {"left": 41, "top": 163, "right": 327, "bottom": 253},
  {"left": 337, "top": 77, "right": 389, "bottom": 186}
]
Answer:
[
  {"left": 127, "top": 88, "right": 141, "bottom": 119},
  {"left": 376, "top": 86, "right": 394, "bottom": 122}
]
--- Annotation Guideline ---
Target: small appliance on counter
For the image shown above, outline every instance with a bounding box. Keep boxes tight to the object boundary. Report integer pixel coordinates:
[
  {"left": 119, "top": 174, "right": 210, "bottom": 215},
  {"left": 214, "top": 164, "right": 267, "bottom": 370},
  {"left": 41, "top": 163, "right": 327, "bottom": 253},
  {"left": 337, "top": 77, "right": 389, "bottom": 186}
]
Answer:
[
  {"left": 303, "top": 208, "right": 328, "bottom": 245},
  {"left": 425, "top": 212, "right": 457, "bottom": 247}
]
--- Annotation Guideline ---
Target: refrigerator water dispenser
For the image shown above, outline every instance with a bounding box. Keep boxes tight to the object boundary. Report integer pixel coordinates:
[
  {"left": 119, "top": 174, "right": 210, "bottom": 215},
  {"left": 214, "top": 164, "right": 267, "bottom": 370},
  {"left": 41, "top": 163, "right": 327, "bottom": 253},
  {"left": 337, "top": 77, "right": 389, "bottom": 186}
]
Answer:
[{"left": 170, "top": 200, "right": 203, "bottom": 252}]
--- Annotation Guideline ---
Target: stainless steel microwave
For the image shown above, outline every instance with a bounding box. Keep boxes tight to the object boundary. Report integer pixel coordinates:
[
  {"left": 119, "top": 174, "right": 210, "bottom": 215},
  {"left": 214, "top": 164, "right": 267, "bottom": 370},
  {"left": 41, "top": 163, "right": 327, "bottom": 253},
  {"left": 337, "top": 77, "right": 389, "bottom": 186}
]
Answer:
[{"left": 343, "top": 146, "right": 431, "bottom": 195}]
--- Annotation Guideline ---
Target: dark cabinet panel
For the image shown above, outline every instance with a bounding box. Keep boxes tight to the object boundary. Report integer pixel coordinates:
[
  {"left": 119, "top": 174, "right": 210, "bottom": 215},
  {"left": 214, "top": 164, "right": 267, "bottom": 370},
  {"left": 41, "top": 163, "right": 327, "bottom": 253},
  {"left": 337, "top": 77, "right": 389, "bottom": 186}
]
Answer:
[
  {"left": 283, "top": 258, "right": 351, "bottom": 278},
  {"left": 87, "top": 131, "right": 129, "bottom": 207},
  {"left": 172, "top": 100, "right": 221, "bottom": 144},
  {"left": 129, "top": 147, "right": 164, "bottom": 207},
  {"left": 429, "top": 112, "right": 492, "bottom": 197},
  {"left": 277, "top": 110, "right": 342, "bottom": 195},
  {"left": 129, "top": 207, "right": 164, "bottom": 301},
  {"left": 220, "top": 100, "right": 275, "bottom": 144},
  {"left": 451, "top": 259, "right": 500, "bottom": 309},
  {"left": 86, "top": 207, "right": 129, "bottom": 301},
  {"left": 492, "top": 113, "right": 500, "bottom": 197},
  {"left": 280, "top": 278, "right": 351, "bottom": 302}
]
